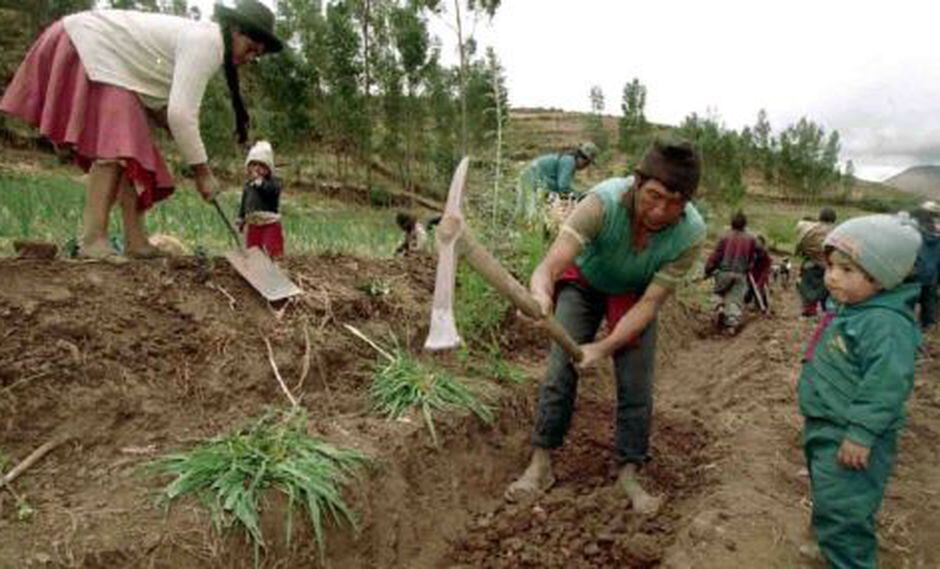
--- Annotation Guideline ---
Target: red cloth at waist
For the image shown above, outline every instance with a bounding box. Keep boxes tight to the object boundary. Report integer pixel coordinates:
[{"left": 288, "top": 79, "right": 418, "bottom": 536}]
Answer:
[{"left": 556, "top": 265, "right": 640, "bottom": 347}]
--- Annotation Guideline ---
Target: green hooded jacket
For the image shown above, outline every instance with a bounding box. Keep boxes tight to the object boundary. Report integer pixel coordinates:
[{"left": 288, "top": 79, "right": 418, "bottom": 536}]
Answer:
[{"left": 798, "top": 282, "right": 922, "bottom": 446}]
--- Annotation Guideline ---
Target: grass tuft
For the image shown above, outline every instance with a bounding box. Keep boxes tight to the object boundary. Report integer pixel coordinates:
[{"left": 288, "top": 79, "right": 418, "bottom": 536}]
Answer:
[
  {"left": 370, "top": 349, "right": 494, "bottom": 446},
  {"left": 148, "top": 409, "right": 368, "bottom": 563}
]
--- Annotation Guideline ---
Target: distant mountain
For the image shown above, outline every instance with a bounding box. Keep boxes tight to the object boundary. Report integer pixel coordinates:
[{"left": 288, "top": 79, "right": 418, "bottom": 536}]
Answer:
[{"left": 884, "top": 166, "right": 940, "bottom": 199}]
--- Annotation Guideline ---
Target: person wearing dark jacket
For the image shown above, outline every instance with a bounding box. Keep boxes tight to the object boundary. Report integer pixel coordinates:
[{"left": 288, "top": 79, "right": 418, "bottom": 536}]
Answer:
[
  {"left": 911, "top": 203, "right": 940, "bottom": 329},
  {"left": 745, "top": 235, "right": 773, "bottom": 312},
  {"left": 237, "top": 140, "right": 283, "bottom": 258},
  {"left": 705, "top": 211, "right": 759, "bottom": 332}
]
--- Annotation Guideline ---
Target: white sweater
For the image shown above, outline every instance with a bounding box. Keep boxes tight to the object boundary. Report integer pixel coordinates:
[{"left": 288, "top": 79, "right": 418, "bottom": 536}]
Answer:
[{"left": 64, "top": 10, "right": 224, "bottom": 165}]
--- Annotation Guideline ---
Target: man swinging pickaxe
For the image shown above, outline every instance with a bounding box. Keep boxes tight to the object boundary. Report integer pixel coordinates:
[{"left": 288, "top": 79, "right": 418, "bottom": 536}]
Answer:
[{"left": 426, "top": 140, "right": 704, "bottom": 511}]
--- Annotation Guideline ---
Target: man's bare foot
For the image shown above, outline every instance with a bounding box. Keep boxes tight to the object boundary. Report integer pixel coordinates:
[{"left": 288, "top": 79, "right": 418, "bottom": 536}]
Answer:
[
  {"left": 79, "top": 239, "right": 121, "bottom": 260},
  {"left": 617, "top": 463, "right": 662, "bottom": 515},
  {"left": 505, "top": 448, "right": 555, "bottom": 502}
]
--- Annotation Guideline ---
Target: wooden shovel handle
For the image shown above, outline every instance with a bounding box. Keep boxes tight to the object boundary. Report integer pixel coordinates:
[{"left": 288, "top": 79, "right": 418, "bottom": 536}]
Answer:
[
  {"left": 211, "top": 197, "right": 243, "bottom": 250},
  {"left": 458, "top": 230, "right": 584, "bottom": 362}
]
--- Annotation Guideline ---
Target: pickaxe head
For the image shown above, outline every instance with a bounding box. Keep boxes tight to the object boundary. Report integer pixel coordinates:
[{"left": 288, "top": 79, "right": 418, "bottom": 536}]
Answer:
[{"left": 424, "top": 157, "right": 470, "bottom": 351}]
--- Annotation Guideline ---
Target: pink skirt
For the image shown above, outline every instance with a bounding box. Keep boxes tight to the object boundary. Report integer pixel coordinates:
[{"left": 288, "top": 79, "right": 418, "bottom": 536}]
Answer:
[{"left": 0, "top": 21, "right": 175, "bottom": 211}]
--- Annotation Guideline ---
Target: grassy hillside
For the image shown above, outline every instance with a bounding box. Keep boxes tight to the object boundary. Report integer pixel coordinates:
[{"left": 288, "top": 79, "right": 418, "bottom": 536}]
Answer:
[
  {"left": 504, "top": 108, "right": 920, "bottom": 253},
  {"left": 507, "top": 108, "right": 909, "bottom": 201}
]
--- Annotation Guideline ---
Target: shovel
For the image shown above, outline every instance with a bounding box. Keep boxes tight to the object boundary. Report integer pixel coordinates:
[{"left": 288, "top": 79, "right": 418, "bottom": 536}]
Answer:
[{"left": 210, "top": 197, "right": 302, "bottom": 302}]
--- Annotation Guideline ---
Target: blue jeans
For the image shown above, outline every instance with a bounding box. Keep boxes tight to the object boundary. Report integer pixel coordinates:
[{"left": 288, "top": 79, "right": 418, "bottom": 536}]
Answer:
[{"left": 531, "top": 281, "right": 657, "bottom": 465}]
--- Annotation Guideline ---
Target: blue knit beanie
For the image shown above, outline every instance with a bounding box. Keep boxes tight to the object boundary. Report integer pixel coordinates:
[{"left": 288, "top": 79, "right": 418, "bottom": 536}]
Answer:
[{"left": 824, "top": 213, "right": 922, "bottom": 289}]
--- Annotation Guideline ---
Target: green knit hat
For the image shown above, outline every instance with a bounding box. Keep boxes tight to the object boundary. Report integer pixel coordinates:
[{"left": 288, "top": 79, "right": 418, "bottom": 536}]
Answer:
[
  {"left": 636, "top": 138, "right": 701, "bottom": 199},
  {"left": 824, "top": 213, "right": 922, "bottom": 289}
]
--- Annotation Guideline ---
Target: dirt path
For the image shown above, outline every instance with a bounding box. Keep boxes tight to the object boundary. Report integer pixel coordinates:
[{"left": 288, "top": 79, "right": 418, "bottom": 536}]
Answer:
[{"left": 448, "top": 287, "right": 940, "bottom": 568}]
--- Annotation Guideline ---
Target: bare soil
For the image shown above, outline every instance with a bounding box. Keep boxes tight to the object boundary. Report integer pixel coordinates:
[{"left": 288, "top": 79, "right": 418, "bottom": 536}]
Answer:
[{"left": 0, "top": 257, "right": 937, "bottom": 568}]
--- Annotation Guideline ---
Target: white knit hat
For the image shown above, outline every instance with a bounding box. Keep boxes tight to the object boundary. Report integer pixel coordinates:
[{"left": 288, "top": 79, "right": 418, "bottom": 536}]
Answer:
[{"left": 245, "top": 140, "right": 275, "bottom": 174}]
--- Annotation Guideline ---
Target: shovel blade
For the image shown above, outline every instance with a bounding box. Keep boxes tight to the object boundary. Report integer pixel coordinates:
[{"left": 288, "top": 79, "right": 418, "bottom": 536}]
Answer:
[{"left": 224, "top": 247, "right": 302, "bottom": 302}]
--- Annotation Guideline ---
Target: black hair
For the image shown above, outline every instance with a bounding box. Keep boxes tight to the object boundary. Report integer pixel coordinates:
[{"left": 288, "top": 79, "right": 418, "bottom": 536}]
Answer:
[
  {"left": 819, "top": 207, "right": 837, "bottom": 223},
  {"left": 396, "top": 212, "right": 417, "bottom": 232},
  {"left": 731, "top": 211, "right": 747, "bottom": 230},
  {"left": 220, "top": 22, "right": 250, "bottom": 145},
  {"left": 635, "top": 137, "right": 701, "bottom": 199}
]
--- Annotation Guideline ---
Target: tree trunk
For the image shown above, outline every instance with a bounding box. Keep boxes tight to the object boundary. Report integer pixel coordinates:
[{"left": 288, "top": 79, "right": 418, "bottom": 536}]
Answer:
[
  {"left": 490, "top": 57, "right": 503, "bottom": 230},
  {"left": 454, "top": 0, "right": 468, "bottom": 156},
  {"left": 360, "top": 0, "right": 373, "bottom": 191}
]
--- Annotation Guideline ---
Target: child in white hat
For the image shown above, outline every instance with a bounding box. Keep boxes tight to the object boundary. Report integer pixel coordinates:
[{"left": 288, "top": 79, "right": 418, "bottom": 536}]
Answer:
[
  {"left": 237, "top": 140, "right": 283, "bottom": 258},
  {"left": 796, "top": 213, "right": 922, "bottom": 568}
]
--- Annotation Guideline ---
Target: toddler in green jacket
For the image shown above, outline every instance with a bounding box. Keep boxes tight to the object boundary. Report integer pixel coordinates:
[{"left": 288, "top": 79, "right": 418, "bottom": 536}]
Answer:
[{"left": 797, "top": 213, "right": 922, "bottom": 569}]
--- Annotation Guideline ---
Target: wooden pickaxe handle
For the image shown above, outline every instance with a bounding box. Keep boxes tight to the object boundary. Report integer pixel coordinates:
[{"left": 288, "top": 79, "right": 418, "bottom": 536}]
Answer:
[{"left": 457, "top": 230, "right": 584, "bottom": 362}]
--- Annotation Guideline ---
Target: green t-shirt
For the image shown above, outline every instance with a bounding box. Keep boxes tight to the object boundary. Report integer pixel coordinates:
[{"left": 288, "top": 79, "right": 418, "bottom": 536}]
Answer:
[{"left": 561, "top": 177, "right": 706, "bottom": 294}]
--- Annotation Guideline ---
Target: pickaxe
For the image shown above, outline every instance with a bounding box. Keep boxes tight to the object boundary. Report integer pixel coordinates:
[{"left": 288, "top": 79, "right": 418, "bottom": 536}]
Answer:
[{"left": 424, "top": 157, "right": 584, "bottom": 362}]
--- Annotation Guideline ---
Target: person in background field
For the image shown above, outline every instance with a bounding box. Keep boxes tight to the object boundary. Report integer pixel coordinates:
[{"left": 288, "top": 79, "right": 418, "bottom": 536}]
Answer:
[
  {"left": 796, "top": 207, "right": 837, "bottom": 317},
  {"left": 797, "top": 213, "right": 921, "bottom": 569},
  {"left": 911, "top": 202, "right": 940, "bottom": 333},
  {"left": 0, "top": 0, "right": 283, "bottom": 258},
  {"left": 505, "top": 138, "right": 705, "bottom": 514},
  {"left": 236, "top": 140, "right": 283, "bottom": 258},
  {"left": 747, "top": 235, "right": 773, "bottom": 313},
  {"left": 704, "top": 211, "right": 759, "bottom": 334},
  {"left": 395, "top": 212, "right": 427, "bottom": 256},
  {"left": 774, "top": 257, "right": 793, "bottom": 288},
  {"left": 516, "top": 141, "right": 599, "bottom": 223},
  {"left": 394, "top": 213, "right": 441, "bottom": 256}
]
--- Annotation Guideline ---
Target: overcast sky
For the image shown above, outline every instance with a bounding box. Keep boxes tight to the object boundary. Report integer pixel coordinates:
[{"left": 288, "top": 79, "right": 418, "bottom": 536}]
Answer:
[{"left": 193, "top": 0, "right": 940, "bottom": 181}]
